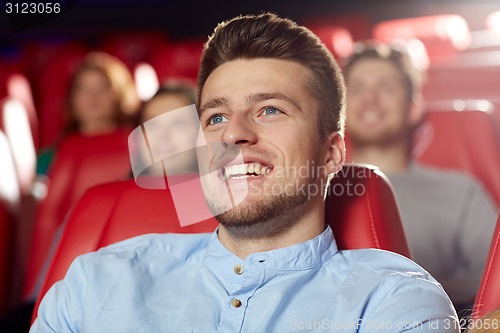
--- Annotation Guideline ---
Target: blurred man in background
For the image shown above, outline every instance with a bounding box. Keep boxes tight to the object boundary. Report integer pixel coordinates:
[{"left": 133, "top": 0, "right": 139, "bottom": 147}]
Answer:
[{"left": 344, "top": 41, "right": 498, "bottom": 311}]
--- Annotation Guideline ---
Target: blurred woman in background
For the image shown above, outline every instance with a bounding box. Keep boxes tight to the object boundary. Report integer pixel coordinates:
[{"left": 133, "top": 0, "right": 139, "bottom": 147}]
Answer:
[
  {"left": 37, "top": 51, "right": 139, "bottom": 177},
  {"left": 6, "top": 51, "right": 141, "bottom": 333}
]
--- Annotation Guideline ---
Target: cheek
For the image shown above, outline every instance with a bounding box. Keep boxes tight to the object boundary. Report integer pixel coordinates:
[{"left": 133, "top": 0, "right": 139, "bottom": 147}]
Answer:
[
  {"left": 73, "top": 93, "right": 87, "bottom": 108},
  {"left": 103, "top": 92, "right": 118, "bottom": 106},
  {"left": 390, "top": 100, "right": 409, "bottom": 124},
  {"left": 346, "top": 94, "right": 360, "bottom": 107},
  {"left": 202, "top": 129, "right": 223, "bottom": 144},
  {"left": 278, "top": 130, "right": 319, "bottom": 164}
]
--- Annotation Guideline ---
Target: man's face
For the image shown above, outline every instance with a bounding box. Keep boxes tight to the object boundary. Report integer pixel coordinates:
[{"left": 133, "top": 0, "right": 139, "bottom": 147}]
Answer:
[
  {"left": 198, "top": 58, "right": 331, "bottom": 236},
  {"left": 345, "top": 58, "right": 413, "bottom": 146}
]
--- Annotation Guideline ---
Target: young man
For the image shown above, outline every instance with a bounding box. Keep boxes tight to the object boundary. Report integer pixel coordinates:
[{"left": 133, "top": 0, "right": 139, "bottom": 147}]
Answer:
[
  {"left": 344, "top": 42, "right": 498, "bottom": 310},
  {"left": 31, "top": 14, "right": 459, "bottom": 332}
]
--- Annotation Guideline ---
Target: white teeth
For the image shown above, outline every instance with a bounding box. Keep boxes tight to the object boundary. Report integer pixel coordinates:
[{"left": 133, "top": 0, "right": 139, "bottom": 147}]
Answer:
[
  {"left": 361, "top": 111, "right": 381, "bottom": 123},
  {"left": 254, "top": 163, "right": 261, "bottom": 174},
  {"left": 222, "top": 162, "right": 272, "bottom": 180}
]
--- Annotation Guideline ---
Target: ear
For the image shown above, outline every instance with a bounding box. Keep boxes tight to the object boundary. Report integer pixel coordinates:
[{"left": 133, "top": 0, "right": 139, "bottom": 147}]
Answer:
[
  {"left": 323, "top": 132, "right": 345, "bottom": 178},
  {"left": 408, "top": 93, "right": 425, "bottom": 127}
]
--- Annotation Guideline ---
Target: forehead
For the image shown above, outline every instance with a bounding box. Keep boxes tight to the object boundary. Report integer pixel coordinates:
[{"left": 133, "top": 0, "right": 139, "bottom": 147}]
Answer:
[
  {"left": 75, "top": 68, "right": 109, "bottom": 85},
  {"left": 143, "top": 93, "right": 190, "bottom": 118},
  {"left": 147, "top": 93, "right": 190, "bottom": 109},
  {"left": 200, "top": 58, "right": 314, "bottom": 103},
  {"left": 347, "top": 58, "right": 404, "bottom": 83}
]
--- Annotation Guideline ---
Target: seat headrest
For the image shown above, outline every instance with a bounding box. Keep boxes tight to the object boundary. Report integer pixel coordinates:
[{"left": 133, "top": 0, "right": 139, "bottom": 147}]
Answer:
[
  {"left": 373, "top": 15, "right": 471, "bottom": 57},
  {"left": 326, "top": 164, "right": 410, "bottom": 257}
]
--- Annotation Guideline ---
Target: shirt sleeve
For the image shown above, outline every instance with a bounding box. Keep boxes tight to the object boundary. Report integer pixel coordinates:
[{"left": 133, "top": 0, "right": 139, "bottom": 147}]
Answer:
[
  {"left": 360, "top": 274, "right": 460, "bottom": 333},
  {"left": 29, "top": 255, "right": 89, "bottom": 333}
]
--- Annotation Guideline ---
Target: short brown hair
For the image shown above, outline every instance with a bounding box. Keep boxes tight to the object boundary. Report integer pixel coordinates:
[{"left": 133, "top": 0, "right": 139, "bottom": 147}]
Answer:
[
  {"left": 136, "top": 82, "right": 196, "bottom": 126},
  {"left": 343, "top": 41, "right": 423, "bottom": 101},
  {"left": 64, "top": 51, "right": 140, "bottom": 135},
  {"left": 197, "top": 13, "right": 345, "bottom": 137}
]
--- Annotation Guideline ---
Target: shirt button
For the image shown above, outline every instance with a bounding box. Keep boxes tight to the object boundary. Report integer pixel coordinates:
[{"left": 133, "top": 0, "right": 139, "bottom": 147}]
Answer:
[
  {"left": 231, "top": 298, "right": 242, "bottom": 308},
  {"left": 233, "top": 264, "right": 244, "bottom": 275}
]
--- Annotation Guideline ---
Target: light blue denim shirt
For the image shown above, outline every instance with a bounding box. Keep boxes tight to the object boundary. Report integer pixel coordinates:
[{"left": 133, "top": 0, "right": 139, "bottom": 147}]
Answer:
[{"left": 31, "top": 226, "right": 459, "bottom": 332}]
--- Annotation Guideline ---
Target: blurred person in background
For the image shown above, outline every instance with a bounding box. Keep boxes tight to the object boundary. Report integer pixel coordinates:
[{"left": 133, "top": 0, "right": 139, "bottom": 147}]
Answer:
[
  {"left": 0, "top": 51, "right": 140, "bottom": 333},
  {"left": 29, "top": 50, "right": 140, "bottom": 295},
  {"left": 343, "top": 41, "right": 498, "bottom": 312},
  {"left": 132, "top": 83, "right": 199, "bottom": 180},
  {"left": 36, "top": 51, "right": 139, "bottom": 178}
]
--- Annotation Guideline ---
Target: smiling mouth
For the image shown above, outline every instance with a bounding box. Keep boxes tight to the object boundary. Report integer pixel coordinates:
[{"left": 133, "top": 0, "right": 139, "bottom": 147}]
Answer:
[
  {"left": 359, "top": 110, "right": 384, "bottom": 123},
  {"left": 222, "top": 162, "right": 272, "bottom": 180}
]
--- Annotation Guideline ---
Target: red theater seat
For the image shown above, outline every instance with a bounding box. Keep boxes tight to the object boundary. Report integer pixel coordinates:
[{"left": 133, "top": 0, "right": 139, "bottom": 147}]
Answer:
[
  {"left": 0, "top": 130, "right": 16, "bottom": 313},
  {"left": 0, "top": 128, "right": 20, "bottom": 211},
  {"left": 0, "top": 97, "right": 37, "bottom": 196},
  {"left": 150, "top": 39, "right": 204, "bottom": 83},
  {"left": 0, "top": 130, "right": 19, "bottom": 314},
  {"left": 473, "top": 215, "right": 500, "bottom": 319},
  {"left": 31, "top": 163, "right": 409, "bottom": 321},
  {"left": 325, "top": 164, "right": 409, "bottom": 254},
  {"left": 424, "top": 62, "right": 500, "bottom": 102},
  {"left": 32, "top": 43, "right": 88, "bottom": 147},
  {"left": 486, "top": 11, "right": 500, "bottom": 32},
  {"left": 98, "top": 31, "right": 168, "bottom": 71},
  {"left": 305, "top": 24, "right": 354, "bottom": 59},
  {"left": 373, "top": 15, "right": 471, "bottom": 58},
  {"left": 0, "top": 70, "right": 38, "bottom": 148},
  {"left": 301, "top": 14, "right": 372, "bottom": 42},
  {"left": 415, "top": 109, "right": 500, "bottom": 205},
  {"left": 0, "top": 203, "right": 14, "bottom": 315},
  {"left": 23, "top": 129, "right": 132, "bottom": 299}
]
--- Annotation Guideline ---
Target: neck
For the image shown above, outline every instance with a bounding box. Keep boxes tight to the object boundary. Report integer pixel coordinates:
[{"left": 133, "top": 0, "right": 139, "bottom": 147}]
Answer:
[
  {"left": 351, "top": 140, "right": 410, "bottom": 174},
  {"left": 217, "top": 196, "right": 326, "bottom": 259}
]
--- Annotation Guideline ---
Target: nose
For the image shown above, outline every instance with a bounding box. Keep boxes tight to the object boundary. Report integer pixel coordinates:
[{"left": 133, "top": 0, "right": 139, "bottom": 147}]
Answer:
[
  {"left": 360, "top": 87, "right": 379, "bottom": 104},
  {"left": 221, "top": 114, "right": 258, "bottom": 146}
]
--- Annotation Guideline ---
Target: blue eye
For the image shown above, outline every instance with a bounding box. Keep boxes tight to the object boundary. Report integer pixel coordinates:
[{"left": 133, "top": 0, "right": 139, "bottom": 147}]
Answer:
[
  {"left": 263, "top": 106, "right": 281, "bottom": 116},
  {"left": 208, "top": 114, "right": 228, "bottom": 125}
]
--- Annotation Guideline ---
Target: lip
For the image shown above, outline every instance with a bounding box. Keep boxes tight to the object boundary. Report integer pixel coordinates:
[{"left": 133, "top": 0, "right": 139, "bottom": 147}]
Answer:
[
  {"left": 225, "top": 156, "right": 273, "bottom": 168},
  {"left": 356, "top": 109, "right": 385, "bottom": 124}
]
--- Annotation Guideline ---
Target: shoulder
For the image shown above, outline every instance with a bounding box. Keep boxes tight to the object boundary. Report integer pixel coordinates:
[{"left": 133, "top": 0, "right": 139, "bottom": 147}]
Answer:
[
  {"left": 412, "top": 164, "right": 482, "bottom": 189},
  {"left": 336, "top": 247, "right": 433, "bottom": 281},
  {"left": 330, "top": 249, "right": 456, "bottom": 321},
  {"left": 390, "top": 164, "right": 490, "bottom": 202},
  {"left": 329, "top": 247, "right": 446, "bottom": 298}
]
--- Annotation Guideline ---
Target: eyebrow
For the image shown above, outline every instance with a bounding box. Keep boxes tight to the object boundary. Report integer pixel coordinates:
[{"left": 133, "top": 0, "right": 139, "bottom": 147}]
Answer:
[
  {"left": 199, "top": 96, "right": 231, "bottom": 116},
  {"left": 199, "top": 92, "right": 302, "bottom": 116},
  {"left": 247, "top": 92, "right": 302, "bottom": 111},
  {"left": 199, "top": 92, "right": 302, "bottom": 117}
]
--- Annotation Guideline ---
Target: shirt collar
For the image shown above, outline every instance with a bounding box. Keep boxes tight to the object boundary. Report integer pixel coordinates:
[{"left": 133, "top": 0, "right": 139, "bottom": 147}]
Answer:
[{"left": 204, "top": 225, "right": 338, "bottom": 276}]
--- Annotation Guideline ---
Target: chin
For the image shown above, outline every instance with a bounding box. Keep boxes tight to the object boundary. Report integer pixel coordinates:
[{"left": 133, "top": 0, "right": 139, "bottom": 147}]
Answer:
[{"left": 214, "top": 190, "right": 309, "bottom": 239}]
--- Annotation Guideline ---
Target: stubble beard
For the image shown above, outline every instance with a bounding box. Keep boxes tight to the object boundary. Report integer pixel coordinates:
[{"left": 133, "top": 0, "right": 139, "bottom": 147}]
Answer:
[{"left": 205, "top": 177, "right": 312, "bottom": 239}]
